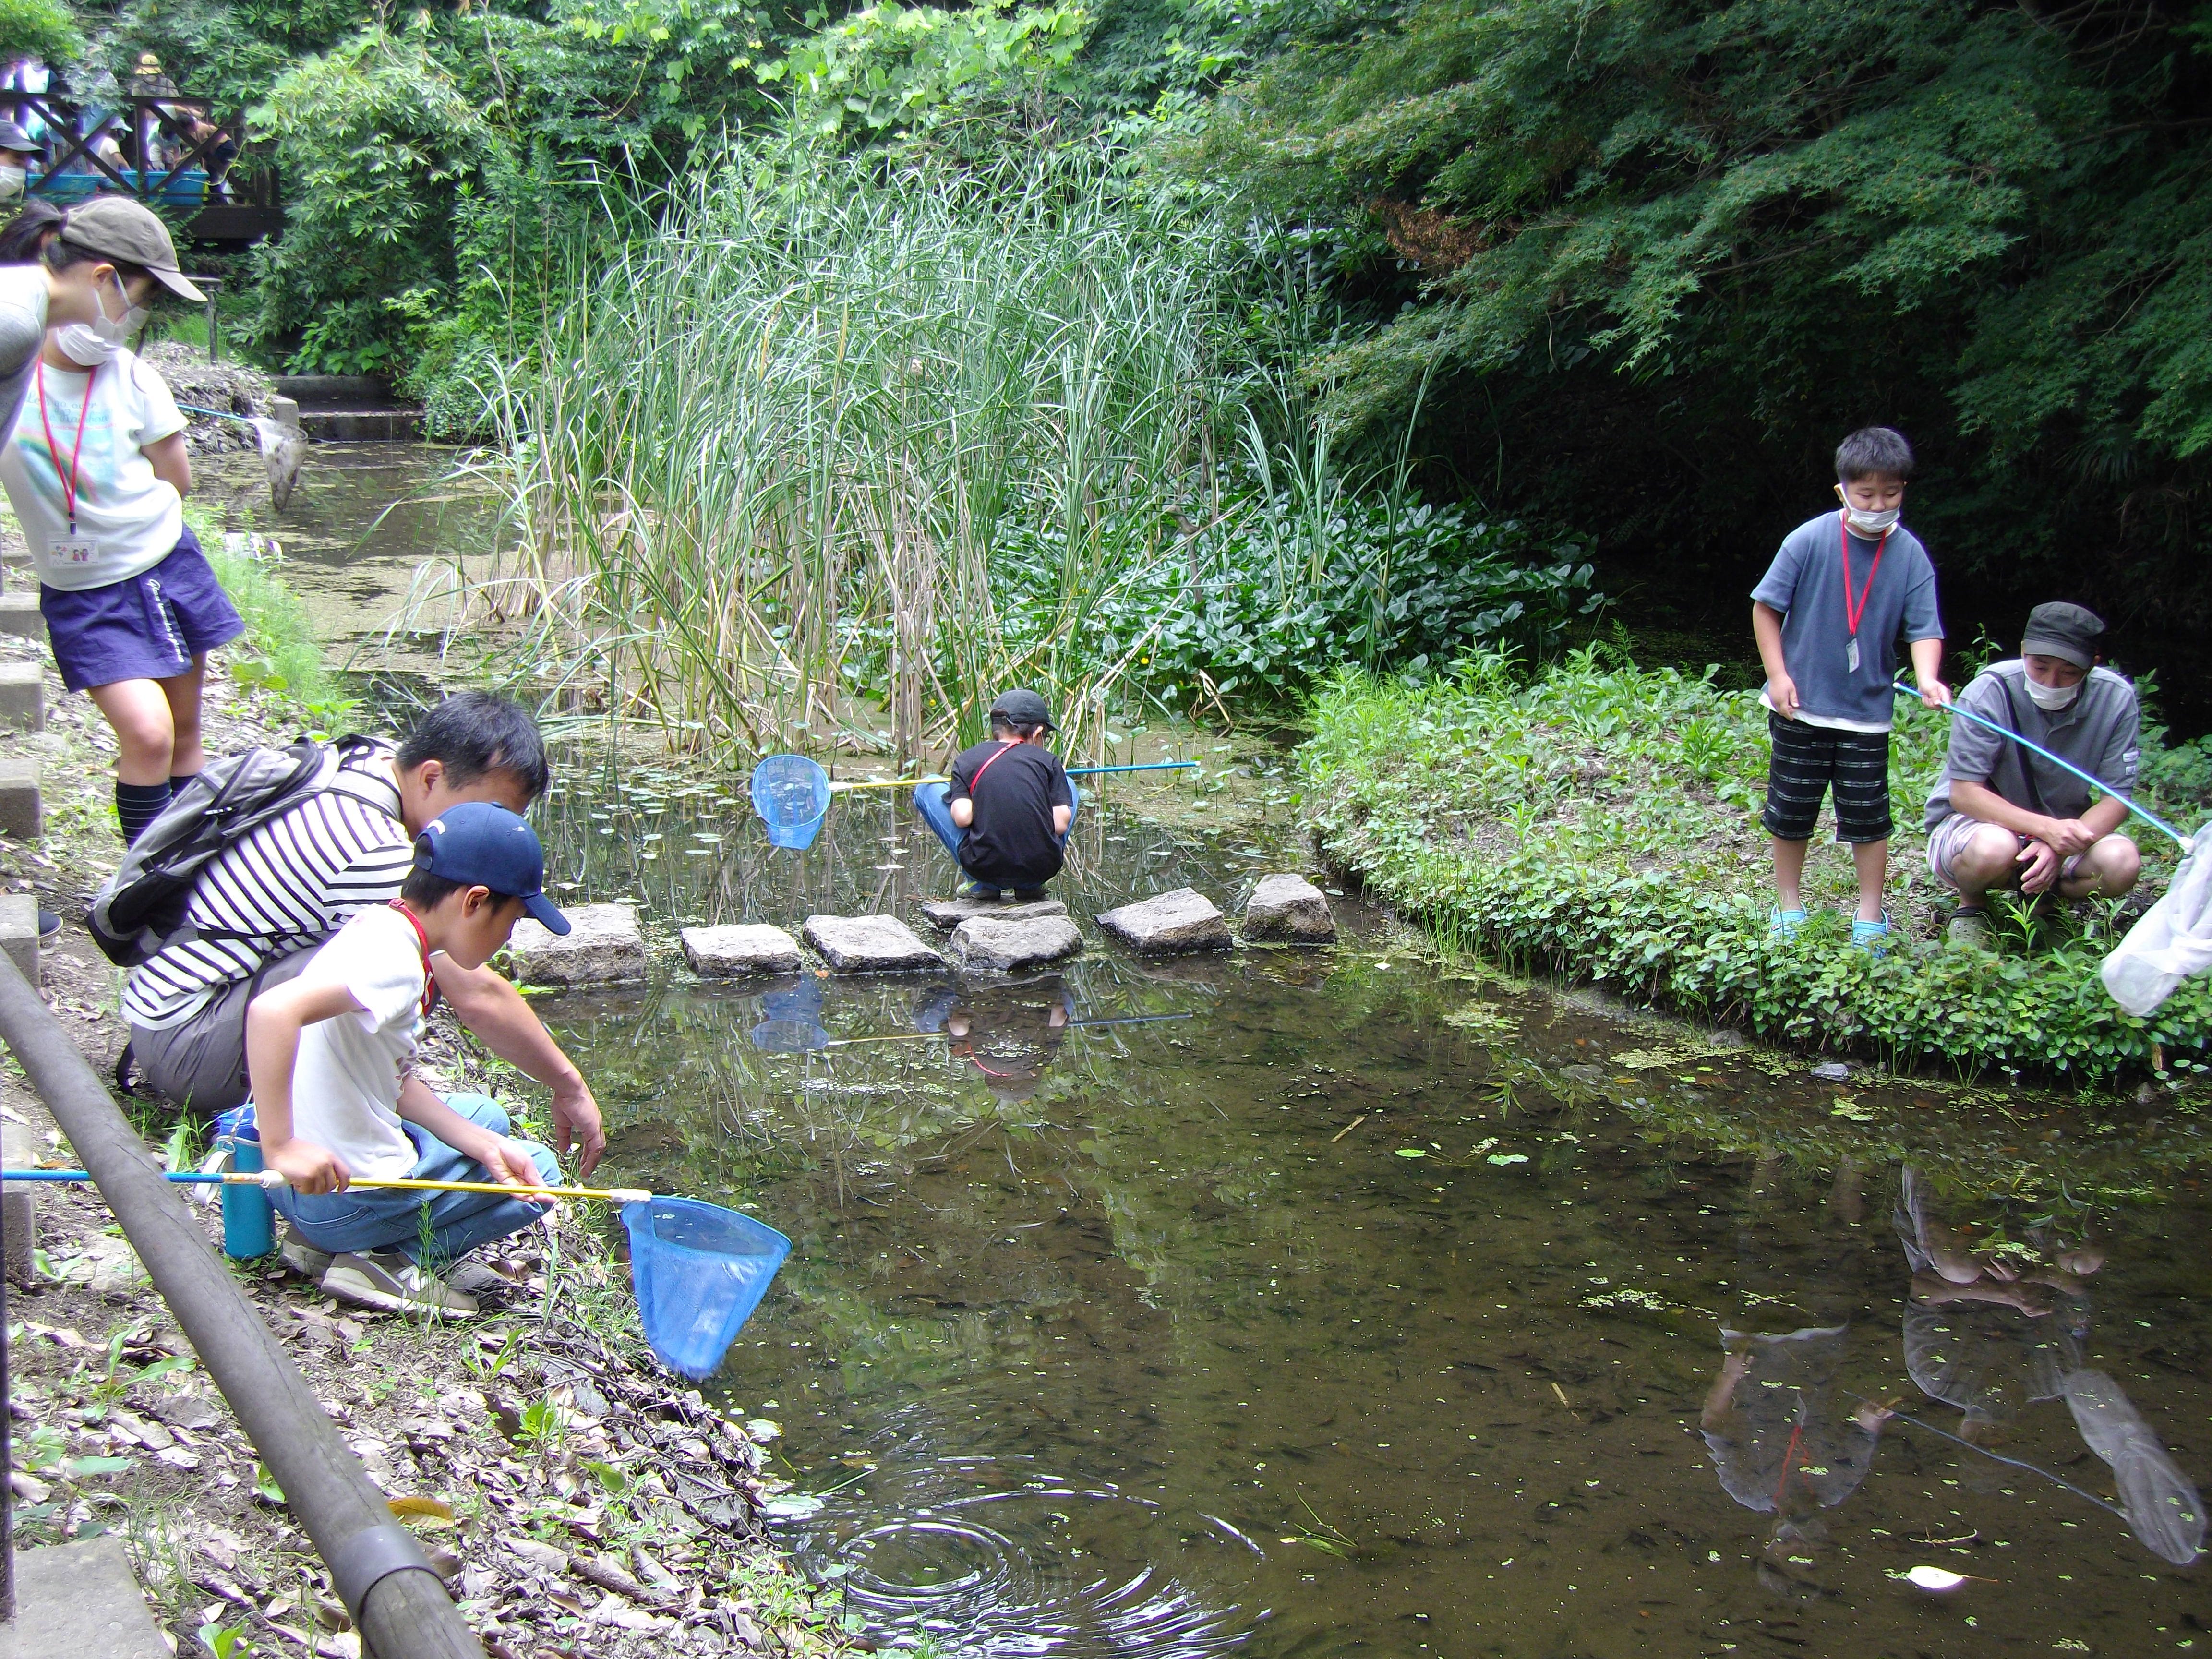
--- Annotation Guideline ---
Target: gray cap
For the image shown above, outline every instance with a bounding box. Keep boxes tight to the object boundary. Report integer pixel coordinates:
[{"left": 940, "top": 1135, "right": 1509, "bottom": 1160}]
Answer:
[
  {"left": 55, "top": 196, "right": 206, "bottom": 303},
  {"left": 2021, "top": 601, "right": 2105, "bottom": 669},
  {"left": 0, "top": 120, "right": 38, "bottom": 155},
  {"left": 988, "top": 688, "right": 1056, "bottom": 731}
]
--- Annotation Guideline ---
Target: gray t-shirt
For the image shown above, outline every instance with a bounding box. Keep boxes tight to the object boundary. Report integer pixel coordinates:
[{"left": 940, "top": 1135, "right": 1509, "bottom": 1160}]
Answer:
[
  {"left": 0, "top": 265, "right": 49, "bottom": 450},
  {"left": 1751, "top": 510, "right": 1943, "bottom": 731},
  {"left": 1924, "top": 660, "right": 2140, "bottom": 830}
]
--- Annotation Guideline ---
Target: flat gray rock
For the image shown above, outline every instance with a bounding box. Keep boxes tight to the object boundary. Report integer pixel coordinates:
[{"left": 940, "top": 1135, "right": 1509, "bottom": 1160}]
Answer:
[
  {"left": 945, "top": 914, "right": 1084, "bottom": 973},
  {"left": 1240, "top": 873, "right": 1336, "bottom": 943},
  {"left": 917, "top": 896, "right": 1068, "bottom": 932},
  {"left": 1095, "top": 887, "right": 1232, "bottom": 955},
  {"left": 509, "top": 902, "right": 646, "bottom": 986},
  {"left": 802, "top": 913, "right": 944, "bottom": 973},
  {"left": 682, "top": 923, "right": 803, "bottom": 977}
]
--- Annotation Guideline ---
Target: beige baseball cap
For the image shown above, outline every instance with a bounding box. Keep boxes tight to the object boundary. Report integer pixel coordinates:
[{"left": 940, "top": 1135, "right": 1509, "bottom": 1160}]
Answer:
[{"left": 56, "top": 196, "right": 206, "bottom": 303}]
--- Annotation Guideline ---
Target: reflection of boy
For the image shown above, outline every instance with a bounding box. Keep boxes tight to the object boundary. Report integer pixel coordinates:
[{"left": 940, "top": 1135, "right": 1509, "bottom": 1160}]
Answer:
[
  {"left": 912, "top": 689, "right": 1077, "bottom": 899},
  {"left": 245, "top": 803, "right": 574, "bottom": 1316},
  {"left": 1702, "top": 1326, "right": 1887, "bottom": 1519},
  {"left": 945, "top": 982, "right": 1070, "bottom": 1103},
  {"left": 1751, "top": 426, "right": 1948, "bottom": 951}
]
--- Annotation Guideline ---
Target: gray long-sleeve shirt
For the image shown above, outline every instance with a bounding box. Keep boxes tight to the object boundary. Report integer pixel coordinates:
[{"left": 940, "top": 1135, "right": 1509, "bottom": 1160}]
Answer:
[
  {"left": 1924, "top": 659, "right": 2140, "bottom": 830},
  {"left": 0, "top": 264, "right": 49, "bottom": 449}
]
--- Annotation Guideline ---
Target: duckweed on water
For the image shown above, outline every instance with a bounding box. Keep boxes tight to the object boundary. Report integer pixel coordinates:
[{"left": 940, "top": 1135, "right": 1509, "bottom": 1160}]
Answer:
[{"left": 1303, "top": 652, "right": 2212, "bottom": 1083}]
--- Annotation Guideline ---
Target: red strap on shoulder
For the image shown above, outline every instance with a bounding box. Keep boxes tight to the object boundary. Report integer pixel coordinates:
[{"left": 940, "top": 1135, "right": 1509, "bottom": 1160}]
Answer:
[
  {"left": 386, "top": 899, "right": 440, "bottom": 1018},
  {"left": 964, "top": 739, "right": 1020, "bottom": 796}
]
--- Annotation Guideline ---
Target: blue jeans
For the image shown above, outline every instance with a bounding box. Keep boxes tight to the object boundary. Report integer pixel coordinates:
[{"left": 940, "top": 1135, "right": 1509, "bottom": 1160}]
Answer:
[
  {"left": 270, "top": 1094, "right": 559, "bottom": 1266},
  {"left": 911, "top": 780, "right": 1079, "bottom": 876}
]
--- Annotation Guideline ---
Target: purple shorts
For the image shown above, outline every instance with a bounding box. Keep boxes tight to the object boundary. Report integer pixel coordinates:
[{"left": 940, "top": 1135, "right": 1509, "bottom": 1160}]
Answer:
[{"left": 40, "top": 530, "right": 245, "bottom": 693}]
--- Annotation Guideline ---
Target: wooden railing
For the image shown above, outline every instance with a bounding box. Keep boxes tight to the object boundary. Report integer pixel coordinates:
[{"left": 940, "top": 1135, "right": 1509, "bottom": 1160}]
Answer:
[{"left": 1, "top": 88, "right": 281, "bottom": 244}]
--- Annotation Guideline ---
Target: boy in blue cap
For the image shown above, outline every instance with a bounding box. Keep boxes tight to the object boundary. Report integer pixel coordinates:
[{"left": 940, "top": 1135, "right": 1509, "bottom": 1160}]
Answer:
[{"left": 244, "top": 801, "right": 577, "bottom": 1315}]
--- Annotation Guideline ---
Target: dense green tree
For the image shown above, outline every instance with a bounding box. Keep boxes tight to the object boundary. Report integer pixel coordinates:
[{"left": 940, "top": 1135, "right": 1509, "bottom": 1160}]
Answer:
[{"left": 1180, "top": 0, "right": 2212, "bottom": 656}]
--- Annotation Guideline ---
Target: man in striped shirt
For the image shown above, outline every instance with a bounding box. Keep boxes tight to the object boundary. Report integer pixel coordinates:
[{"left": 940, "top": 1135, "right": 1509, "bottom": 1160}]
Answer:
[{"left": 122, "top": 694, "right": 606, "bottom": 1174}]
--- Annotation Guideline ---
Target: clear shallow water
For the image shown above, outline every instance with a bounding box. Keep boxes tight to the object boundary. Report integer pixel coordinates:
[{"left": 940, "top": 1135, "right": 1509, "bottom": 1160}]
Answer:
[
  {"left": 290, "top": 457, "right": 2212, "bottom": 1652},
  {"left": 526, "top": 748, "right": 2212, "bottom": 1658}
]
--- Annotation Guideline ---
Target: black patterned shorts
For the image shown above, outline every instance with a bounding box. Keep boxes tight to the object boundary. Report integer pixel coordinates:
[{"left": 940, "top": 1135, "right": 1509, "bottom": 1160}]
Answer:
[{"left": 1762, "top": 712, "right": 1892, "bottom": 843}]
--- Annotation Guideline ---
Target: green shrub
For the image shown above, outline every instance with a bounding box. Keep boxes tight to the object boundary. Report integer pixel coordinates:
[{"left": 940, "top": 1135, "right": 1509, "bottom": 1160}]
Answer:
[
  {"left": 1301, "top": 653, "right": 2212, "bottom": 1083},
  {"left": 199, "top": 530, "right": 331, "bottom": 705}
]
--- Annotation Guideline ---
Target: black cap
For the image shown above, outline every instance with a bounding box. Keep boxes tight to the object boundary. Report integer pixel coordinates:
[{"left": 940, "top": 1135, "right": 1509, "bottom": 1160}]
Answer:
[
  {"left": 988, "top": 688, "right": 1055, "bottom": 731},
  {"left": 2021, "top": 602, "right": 2105, "bottom": 670}
]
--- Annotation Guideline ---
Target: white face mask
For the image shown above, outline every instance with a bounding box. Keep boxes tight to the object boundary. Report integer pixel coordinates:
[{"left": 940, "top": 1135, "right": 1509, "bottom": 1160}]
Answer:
[
  {"left": 54, "top": 323, "right": 120, "bottom": 366},
  {"left": 1840, "top": 504, "right": 1900, "bottom": 537},
  {"left": 2023, "top": 669, "right": 2081, "bottom": 711},
  {"left": 88, "top": 272, "right": 149, "bottom": 346}
]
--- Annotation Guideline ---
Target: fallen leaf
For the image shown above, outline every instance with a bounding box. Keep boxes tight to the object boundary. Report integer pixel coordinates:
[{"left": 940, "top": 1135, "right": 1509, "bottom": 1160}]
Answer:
[{"left": 387, "top": 1495, "right": 454, "bottom": 1522}]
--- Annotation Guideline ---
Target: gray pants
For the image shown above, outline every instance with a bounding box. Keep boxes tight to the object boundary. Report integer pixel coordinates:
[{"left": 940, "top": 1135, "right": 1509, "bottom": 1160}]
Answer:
[{"left": 128, "top": 947, "right": 316, "bottom": 1116}]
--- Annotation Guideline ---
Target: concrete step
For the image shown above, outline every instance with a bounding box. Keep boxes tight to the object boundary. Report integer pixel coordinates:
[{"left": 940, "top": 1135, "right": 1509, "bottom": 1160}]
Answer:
[
  {"left": 0, "top": 658, "right": 44, "bottom": 731},
  {"left": 297, "top": 406, "right": 423, "bottom": 442},
  {"left": 0, "top": 754, "right": 42, "bottom": 839},
  {"left": 0, "top": 588, "right": 44, "bottom": 640},
  {"left": 1, "top": 1534, "right": 172, "bottom": 1657},
  {"left": 3, "top": 1117, "right": 39, "bottom": 1281}
]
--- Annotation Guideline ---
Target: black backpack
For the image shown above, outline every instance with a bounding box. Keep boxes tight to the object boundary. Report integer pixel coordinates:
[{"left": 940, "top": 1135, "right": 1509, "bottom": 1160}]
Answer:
[{"left": 89, "top": 734, "right": 390, "bottom": 967}]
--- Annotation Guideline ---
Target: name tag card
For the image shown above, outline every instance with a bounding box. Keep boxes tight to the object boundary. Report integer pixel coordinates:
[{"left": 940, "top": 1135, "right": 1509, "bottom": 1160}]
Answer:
[{"left": 48, "top": 534, "right": 98, "bottom": 565}]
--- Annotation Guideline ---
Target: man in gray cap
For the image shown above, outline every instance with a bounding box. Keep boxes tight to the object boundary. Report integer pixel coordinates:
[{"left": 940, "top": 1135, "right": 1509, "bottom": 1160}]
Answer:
[
  {"left": 0, "top": 120, "right": 39, "bottom": 203},
  {"left": 1924, "top": 601, "right": 2142, "bottom": 948}
]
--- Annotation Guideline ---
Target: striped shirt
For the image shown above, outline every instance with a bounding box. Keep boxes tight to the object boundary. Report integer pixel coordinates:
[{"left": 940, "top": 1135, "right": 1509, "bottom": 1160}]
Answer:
[{"left": 121, "top": 743, "right": 414, "bottom": 1030}]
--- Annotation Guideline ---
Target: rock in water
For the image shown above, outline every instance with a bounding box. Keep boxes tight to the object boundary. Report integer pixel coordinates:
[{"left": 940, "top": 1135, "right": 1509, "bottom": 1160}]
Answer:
[
  {"left": 682, "top": 924, "right": 803, "bottom": 977},
  {"left": 916, "top": 896, "right": 1068, "bottom": 933},
  {"left": 510, "top": 903, "right": 646, "bottom": 986},
  {"left": 1095, "top": 887, "right": 1232, "bottom": 955},
  {"left": 1809, "top": 1060, "right": 1852, "bottom": 1082},
  {"left": 945, "top": 914, "right": 1083, "bottom": 972},
  {"left": 802, "top": 914, "right": 945, "bottom": 973},
  {"left": 1240, "top": 873, "right": 1336, "bottom": 943}
]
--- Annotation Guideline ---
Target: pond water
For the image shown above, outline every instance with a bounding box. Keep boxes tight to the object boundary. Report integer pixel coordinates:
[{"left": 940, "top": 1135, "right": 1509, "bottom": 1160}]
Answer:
[
  {"left": 292, "top": 449, "right": 2212, "bottom": 1655},
  {"left": 524, "top": 748, "right": 2212, "bottom": 1659}
]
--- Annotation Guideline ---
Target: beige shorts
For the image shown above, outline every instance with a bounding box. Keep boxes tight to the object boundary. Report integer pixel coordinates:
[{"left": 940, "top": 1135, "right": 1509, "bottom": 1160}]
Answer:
[{"left": 1926, "top": 814, "right": 2088, "bottom": 892}]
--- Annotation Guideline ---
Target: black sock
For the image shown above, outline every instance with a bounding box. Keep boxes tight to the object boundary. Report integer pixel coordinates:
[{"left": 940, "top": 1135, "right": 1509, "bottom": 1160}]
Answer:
[
  {"left": 168, "top": 774, "right": 199, "bottom": 800},
  {"left": 116, "top": 781, "right": 172, "bottom": 844}
]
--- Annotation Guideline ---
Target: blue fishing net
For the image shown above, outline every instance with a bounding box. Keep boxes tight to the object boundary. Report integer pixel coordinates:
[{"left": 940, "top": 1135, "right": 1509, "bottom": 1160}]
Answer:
[
  {"left": 750, "top": 754, "right": 833, "bottom": 850},
  {"left": 622, "top": 1196, "right": 792, "bottom": 1379}
]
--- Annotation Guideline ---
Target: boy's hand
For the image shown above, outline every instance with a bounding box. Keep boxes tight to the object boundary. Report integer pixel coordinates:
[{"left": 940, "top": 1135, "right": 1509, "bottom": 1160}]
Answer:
[
  {"left": 266, "top": 1138, "right": 350, "bottom": 1196},
  {"left": 1916, "top": 676, "right": 1952, "bottom": 708},
  {"left": 482, "top": 1137, "right": 557, "bottom": 1205},
  {"left": 1767, "top": 673, "right": 1801, "bottom": 719}
]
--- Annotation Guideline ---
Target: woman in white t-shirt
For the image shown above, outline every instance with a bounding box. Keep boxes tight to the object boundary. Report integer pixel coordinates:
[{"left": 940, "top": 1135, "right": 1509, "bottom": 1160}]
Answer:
[{"left": 0, "top": 197, "right": 243, "bottom": 844}]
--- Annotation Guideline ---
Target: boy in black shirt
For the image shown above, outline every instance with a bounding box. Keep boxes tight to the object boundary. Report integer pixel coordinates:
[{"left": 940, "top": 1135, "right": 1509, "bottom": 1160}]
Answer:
[{"left": 912, "top": 689, "right": 1077, "bottom": 899}]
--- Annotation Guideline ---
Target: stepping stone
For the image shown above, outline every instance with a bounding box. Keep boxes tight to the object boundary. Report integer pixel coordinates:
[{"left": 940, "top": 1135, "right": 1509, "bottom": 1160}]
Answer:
[
  {"left": 0, "top": 659, "right": 42, "bottom": 731},
  {"left": 945, "top": 914, "right": 1083, "bottom": 973},
  {"left": 917, "top": 895, "right": 1067, "bottom": 933},
  {"left": 7, "top": 1533, "right": 171, "bottom": 1659},
  {"left": 0, "top": 589, "right": 43, "bottom": 640},
  {"left": 4, "top": 1120, "right": 39, "bottom": 1283},
  {"left": 682, "top": 923, "right": 803, "bottom": 978},
  {"left": 508, "top": 902, "right": 646, "bottom": 986},
  {"left": 0, "top": 891, "right": 36, "bottom": 984},
  {"left": 1095, "top": 887, "right": 1232, "bottom": 955},
  {"left": 1240, "top": 873, "right": 1336, "bottom": 943},
  {"left": 0, "top": 754, "right": 41, "bottom": 839},
  {"left": 802, "top": 913, "right": 944, "bottom": 973}
]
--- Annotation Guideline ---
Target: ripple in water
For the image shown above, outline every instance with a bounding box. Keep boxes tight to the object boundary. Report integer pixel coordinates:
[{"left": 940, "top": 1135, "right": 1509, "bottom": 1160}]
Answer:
[{"left": 782, "top": 1462, "right": 1256, "bottom": 1656}]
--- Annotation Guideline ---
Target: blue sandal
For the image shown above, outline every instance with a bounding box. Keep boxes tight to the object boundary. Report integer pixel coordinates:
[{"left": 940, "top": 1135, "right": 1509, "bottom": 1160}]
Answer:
[
  {"left": 1768, "top": 907, "right": 1808, "bottom": 939},
  {"left": 1850, "top": 916, "right": 1891, "bottom": 955}
]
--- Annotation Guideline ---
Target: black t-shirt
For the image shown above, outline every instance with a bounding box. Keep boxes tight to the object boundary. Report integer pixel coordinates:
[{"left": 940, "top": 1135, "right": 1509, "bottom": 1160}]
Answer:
[{"left": 948, "top": 739, "right": 1072, "bottom": 887}]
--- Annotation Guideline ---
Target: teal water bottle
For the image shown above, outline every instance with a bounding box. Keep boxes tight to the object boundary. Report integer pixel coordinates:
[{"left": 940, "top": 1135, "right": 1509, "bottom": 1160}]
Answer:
[{"left": 218, "top": 1131, "right": 274, "bottom": 1260}]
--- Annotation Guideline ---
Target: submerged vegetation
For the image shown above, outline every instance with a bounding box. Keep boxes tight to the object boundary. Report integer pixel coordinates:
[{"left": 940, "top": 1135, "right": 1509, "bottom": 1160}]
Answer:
[{"left": 1303, "top": 652, "right": 2212, "bottom": 1082}]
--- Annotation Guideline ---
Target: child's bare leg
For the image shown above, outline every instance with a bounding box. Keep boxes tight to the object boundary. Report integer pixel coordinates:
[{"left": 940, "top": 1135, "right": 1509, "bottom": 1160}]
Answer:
[
  {"left": 88, "top": 677, "right": 178, "bottom": 785},
  {"left": 156, "top": 654, "right": 210, "bottom": 778},
  {"left": 1771, "top": 837, "right": 1810, "bottom": 910},
  {"left": 1850, "top": 839, "right": 1887, "bottom": 922}
]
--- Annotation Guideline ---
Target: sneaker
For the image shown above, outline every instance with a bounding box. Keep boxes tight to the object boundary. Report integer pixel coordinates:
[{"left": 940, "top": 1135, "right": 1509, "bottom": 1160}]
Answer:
[
  {"left": 959, "top": 880, "right": 1003, "bottom": 900},
  {"left": 321, "top": 1250, "right": 478, "bottom": 1316},
  {"left": 37, "top": 910, "right": 60, "bottom": 944},
  {"left": 279, "top": 1229, "right": 334, "bottom": 1280},
  {"left": 1945, "top": 908, "right": 1993, "bottom": 951},
  {"left": 1010, "top": 887, "right": 1049, "bottom": 903},
  {"left": 1768, "top": 907, "right": 1808, "bottom": 939},
  {"left": 440, "top": 1255, "right": 518, "bottom": 1304},
  {"left": 1850, "top": 916, "right": 1891, "bottom": 955}
]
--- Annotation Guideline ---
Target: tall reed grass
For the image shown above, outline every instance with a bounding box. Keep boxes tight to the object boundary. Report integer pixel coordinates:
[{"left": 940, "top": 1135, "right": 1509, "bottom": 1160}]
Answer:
[{"left": 465, "top": 138, "right": 1241, "bottom": 767}]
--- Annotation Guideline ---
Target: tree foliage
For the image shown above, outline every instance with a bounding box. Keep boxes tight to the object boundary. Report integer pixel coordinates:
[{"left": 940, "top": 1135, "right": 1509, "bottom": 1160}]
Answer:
[{"left": 1180, "top": 0, "right": 2212, "bottom": 647}]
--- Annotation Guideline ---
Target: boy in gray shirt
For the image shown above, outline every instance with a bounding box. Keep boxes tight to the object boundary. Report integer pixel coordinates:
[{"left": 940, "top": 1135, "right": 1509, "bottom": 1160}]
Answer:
[
  {"left": 1924, "top": 601, "right": 2141, "bottom": 950},
  {"left": 1751, "top": 427, "right": 1950, "bottom": 951}
]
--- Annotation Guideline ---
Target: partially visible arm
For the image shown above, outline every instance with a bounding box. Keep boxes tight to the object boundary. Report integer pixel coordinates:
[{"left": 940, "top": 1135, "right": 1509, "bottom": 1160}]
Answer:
[
  {"left": 243, "top": 976, "right": 363, "bottom": 1194},
  {"left": 394, "top": 1073, "right": 552, "bottom": 1196},
  {"left": 950, "top": 796, "right": 974, "bottom": 829},
  {"left": 142, "top": 430, "right": 190, "bottom": 497},
  {"left": 1909, "top": 637, "right": 1949, "bottom": 706},
  {"left": 1752, "top": 603, "right": 1796, "bottom": 717},
  {"left": 430, "top": 956, "right": 606, "bottom": 1176}
]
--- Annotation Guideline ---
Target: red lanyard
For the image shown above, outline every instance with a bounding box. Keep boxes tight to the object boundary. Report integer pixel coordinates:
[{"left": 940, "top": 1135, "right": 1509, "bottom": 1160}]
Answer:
[
  {"left": 967, "top": 739, "right": 1021, "bottom": 793},
  {"left": 1839, "top": 513, "right": 1892, "bottom": 640},
  {"left": 34, "top": 359, "right": 96, "bottom": 534},
  {"left": 386, "top": 900, "right": 441, "bottom": 1018}
]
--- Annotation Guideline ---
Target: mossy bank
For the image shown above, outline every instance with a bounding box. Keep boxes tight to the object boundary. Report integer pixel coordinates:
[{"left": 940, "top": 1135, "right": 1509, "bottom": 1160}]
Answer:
[{"left": 1299, "top": 651, "right": 2212, "bottom": 1086}]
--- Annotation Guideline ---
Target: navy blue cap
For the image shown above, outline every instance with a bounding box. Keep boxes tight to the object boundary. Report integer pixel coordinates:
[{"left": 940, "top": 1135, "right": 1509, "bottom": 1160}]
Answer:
[{"left": 412, "top": 801, "right": 569, "bottom": 934}]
